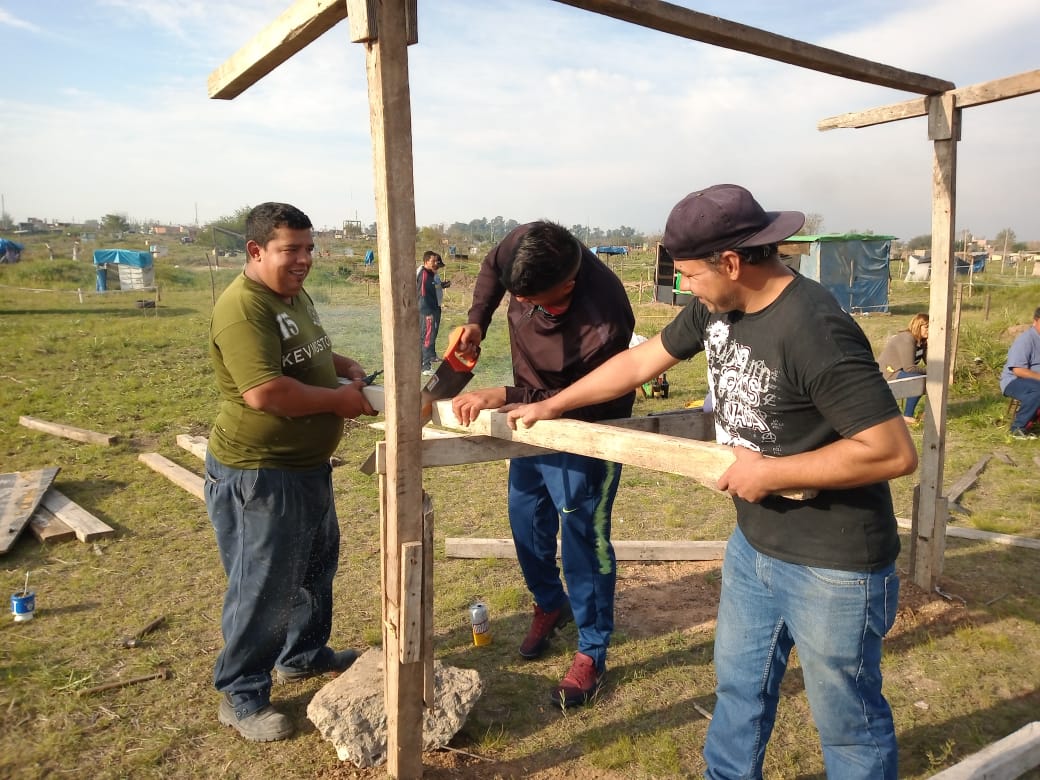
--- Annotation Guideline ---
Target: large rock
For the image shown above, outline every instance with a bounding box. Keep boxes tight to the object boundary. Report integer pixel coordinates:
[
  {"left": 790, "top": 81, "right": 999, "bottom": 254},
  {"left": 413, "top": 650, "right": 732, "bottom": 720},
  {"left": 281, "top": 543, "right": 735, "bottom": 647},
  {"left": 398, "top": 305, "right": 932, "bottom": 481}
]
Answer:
[{"left": 307, "top": 648, "right": 483, "bottom": 768}]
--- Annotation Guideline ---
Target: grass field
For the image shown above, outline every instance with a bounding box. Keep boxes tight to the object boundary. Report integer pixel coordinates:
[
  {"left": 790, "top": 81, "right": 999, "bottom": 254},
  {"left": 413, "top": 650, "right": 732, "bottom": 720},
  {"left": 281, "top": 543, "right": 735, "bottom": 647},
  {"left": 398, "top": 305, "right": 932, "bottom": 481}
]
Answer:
[{"left": 1, "top": 243, "right": 1039, "bottom": 779}]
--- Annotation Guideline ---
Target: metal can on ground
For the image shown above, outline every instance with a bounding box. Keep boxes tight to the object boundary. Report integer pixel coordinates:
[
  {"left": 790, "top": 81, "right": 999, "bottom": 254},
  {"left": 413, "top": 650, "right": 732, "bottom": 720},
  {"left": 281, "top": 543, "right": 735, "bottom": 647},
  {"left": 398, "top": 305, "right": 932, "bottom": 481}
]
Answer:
[{"left": 469, "top": 601, "right": 491, "bottom": 646}]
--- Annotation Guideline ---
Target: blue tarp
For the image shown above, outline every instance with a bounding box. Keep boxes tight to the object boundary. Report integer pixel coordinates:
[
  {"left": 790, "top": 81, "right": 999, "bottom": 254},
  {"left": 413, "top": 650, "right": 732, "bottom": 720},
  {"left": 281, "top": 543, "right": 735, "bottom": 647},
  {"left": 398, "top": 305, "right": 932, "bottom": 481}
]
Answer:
[
  {"left": 592, "top": 246, "right": 629, "bottom": 256},
  {"left": 785, "top": 234, "right": 896, "bottom": 314},
  {"left": 93, "top": 249, "right": 153, "bottom": 268},
  {"left": 0, "top": 237, "right": 24, "bottom": 263},
  {"left": 955, "top": 252, "right": 987, "bottom": 275}
]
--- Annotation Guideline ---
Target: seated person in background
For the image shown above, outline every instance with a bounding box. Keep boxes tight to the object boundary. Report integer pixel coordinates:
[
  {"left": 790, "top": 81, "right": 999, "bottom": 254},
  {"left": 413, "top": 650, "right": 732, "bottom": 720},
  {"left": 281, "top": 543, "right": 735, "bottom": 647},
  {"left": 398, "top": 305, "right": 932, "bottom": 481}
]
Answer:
[
  {"left": 1000, "top": 306, "right": 1040, "bottom": 439},
  {"left": 878, "top": 312, "right": 928, "bottom": 425}
]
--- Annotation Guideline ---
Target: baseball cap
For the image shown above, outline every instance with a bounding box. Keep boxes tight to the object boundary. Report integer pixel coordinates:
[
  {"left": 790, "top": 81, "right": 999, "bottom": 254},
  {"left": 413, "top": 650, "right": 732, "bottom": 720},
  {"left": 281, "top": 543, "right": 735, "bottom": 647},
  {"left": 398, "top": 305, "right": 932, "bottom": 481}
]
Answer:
[
  {"left": 662, "top": 184, "right": 804, "bottom": 260},
  {"left": 435, "top": 257, "right": 445, "bottom": 268}
]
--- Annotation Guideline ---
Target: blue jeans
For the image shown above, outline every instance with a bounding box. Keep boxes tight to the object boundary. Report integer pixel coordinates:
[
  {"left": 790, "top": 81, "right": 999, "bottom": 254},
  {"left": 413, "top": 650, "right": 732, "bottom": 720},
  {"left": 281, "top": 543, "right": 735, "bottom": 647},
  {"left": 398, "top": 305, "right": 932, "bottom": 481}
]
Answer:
[
  {"left": 894, "top": 369, "right": 923, "bottom": 417},
  {"left": 420, "top": 308, "right": 441, "bottom": 368},
  {"left": 205, "top": 452, "right": 340, "bottom": 716},
  {"left": 508, "top": 453, "right": 622, "bottom": 671},
  {"left": 1004, "top": 377, "right": 1040, "bottom": 432},
  {"left": 705, "top": 527, "right": 899, "bottom": 780}
]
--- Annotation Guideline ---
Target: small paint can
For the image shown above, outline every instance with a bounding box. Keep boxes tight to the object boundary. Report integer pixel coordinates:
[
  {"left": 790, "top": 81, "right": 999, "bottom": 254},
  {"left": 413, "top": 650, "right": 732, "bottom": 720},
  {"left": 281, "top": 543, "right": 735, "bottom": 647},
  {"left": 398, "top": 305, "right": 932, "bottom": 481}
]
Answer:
[
  {"left": 469, "top": 602, "right": 491, "bottom": 646},
  {"left": 11, "top": 591, "right": 35, "bottom": 622}
]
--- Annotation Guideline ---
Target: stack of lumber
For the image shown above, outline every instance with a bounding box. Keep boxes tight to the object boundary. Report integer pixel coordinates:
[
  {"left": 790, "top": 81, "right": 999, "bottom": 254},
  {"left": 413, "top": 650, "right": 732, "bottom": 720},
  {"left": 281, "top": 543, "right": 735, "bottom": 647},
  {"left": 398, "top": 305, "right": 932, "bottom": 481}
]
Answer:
[
  {"left": 3, "top": 415, "right": 119, "bottom": 553},
  {"left": 0, "top": 469, "right": 115, "bottom": 553}
]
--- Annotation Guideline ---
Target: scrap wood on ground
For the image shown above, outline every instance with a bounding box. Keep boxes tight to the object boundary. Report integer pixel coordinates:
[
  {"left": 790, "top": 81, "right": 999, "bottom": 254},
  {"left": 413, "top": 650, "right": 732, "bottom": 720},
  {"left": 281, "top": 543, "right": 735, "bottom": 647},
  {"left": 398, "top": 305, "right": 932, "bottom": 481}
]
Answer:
[{"left": 1, "top": 468, "right": 115, "bottom": 554}]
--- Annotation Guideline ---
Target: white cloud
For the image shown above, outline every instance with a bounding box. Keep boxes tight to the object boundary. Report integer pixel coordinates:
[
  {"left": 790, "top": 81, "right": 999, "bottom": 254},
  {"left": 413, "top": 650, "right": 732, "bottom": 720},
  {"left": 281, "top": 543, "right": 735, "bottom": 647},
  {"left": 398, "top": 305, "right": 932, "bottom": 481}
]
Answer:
[{"left": 0, "top": 8, "right": 40, "bottom": 32}]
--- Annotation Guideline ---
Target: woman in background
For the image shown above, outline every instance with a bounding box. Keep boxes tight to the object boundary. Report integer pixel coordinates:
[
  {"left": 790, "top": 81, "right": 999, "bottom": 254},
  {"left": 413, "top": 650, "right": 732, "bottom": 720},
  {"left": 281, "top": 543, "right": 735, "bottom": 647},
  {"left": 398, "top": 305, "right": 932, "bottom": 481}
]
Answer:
[{"left": 878, "top": 312, "right": 929, "bottom": 425}]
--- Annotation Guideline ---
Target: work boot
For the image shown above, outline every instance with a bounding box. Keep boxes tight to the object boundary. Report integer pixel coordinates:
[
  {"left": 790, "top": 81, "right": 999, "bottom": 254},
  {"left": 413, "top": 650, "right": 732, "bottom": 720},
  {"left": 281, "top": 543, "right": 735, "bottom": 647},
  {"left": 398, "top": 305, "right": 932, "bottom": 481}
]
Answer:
[
  {"left": 274, "top": 648, "right": 359, "bottom": 683},
  {"left": 550, "top": 651, "right": 603, "bottom": 709},
  {"left": 519, "top": 601, "right": 572, "bottom": 659},
  {"left": 218, "top": 695, "right": 294, "bottom": 742}
]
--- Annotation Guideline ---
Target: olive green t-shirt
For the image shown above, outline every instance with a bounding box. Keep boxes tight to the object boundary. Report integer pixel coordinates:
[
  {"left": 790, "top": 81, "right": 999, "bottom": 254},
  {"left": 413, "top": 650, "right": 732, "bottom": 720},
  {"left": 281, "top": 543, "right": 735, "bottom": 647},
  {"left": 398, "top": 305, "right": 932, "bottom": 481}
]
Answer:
[{"left": 208, "top": 273, "right": 343, "bottom": 469}]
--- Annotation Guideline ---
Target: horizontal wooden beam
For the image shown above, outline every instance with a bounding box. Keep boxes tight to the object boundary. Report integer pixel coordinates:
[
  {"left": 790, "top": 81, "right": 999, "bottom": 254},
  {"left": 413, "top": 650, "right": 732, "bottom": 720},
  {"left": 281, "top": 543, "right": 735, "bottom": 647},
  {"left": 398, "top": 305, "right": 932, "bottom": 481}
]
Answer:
[
  {"left": 819, "top": 68, "right": 1040, "bottom": 130},
  {"left": 431, "top": 401, "right": 814, "bottom": 499},
  {"left": 371, "top": 435, "right": 555, "bottom": 474},
  {"left": 894, "top": 518, "right": 1040, "bottom": 551},
  {"left": 208, "top": 0, "right": 349, "bottom": 100},
  {"left": 446, "top": 537, "right": 727, "bottom": 561},
  {"left": 555, "top": 0, "right": 952, "bottom": 94}
]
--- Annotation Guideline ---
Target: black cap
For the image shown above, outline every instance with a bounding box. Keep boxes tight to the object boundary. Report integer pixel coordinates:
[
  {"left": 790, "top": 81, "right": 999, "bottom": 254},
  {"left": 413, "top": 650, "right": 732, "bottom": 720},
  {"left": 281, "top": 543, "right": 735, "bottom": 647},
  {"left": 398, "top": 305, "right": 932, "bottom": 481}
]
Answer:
[{"left": 662, "top": 184, "right": 804, "bottom": 260}]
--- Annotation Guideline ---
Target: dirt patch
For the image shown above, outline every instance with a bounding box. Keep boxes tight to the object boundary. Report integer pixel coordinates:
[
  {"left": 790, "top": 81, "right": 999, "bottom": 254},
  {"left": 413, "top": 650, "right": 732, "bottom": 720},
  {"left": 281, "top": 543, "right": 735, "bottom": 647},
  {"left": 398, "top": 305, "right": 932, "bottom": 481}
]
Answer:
[{"left": 319, "top": 561, "right": 973, "bottom": 780}]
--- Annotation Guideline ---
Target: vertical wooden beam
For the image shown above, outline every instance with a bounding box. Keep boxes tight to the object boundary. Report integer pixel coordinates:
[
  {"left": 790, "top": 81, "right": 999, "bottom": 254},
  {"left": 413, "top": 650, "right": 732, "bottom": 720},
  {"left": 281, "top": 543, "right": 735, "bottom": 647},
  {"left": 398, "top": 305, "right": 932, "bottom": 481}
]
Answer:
[
  {"left": 911, "top": 93, "right": 959, "bottom": 590},
  {"left": 421, "top": 493, "right": 435, "bottom": 709},
  {"left": 349, "top": 0, "right": 424, "bottom": 775}
]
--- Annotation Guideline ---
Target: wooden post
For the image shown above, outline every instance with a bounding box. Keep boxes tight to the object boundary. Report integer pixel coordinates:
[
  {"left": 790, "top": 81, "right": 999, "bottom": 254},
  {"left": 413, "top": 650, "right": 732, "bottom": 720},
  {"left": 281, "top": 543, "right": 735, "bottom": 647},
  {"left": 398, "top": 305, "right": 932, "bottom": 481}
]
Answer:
[
  {"left": 349, "top": 0, "right": 425, "bottom": 775},
  {"left": 911, "top": 93, "right": 959, "bottom": 590}
]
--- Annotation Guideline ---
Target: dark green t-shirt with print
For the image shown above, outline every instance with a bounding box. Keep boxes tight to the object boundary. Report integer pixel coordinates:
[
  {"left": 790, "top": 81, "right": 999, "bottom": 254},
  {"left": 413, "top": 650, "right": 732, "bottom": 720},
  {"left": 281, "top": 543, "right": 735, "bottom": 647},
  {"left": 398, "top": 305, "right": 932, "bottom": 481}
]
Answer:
[{"left": 208, "top": 273, "right": 342, "bottom": 469}]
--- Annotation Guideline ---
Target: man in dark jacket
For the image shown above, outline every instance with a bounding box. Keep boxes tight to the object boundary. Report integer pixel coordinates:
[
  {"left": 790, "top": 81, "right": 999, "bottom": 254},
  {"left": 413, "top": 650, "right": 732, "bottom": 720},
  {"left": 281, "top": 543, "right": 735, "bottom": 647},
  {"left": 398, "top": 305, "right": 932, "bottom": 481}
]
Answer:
[
  {"left": 417, "top": 250, "right": 448, "bottom": 374},
  {"left": 452, "top": 221, "right": 634, "bottom": 708}
]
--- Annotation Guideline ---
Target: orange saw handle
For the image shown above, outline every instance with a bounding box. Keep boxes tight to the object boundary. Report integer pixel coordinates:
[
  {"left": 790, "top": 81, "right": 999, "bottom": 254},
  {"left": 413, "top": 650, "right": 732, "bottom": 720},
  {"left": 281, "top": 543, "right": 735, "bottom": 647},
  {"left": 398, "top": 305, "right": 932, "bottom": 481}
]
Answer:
[{"left": 442, "top": 326, "right": 479, "bottom": 372}]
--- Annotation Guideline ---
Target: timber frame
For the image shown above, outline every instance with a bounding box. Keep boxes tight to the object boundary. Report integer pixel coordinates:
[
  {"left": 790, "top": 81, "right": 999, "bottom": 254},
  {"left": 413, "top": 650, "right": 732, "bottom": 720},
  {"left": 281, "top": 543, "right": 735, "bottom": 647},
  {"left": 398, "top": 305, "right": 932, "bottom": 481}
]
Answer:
[{"left": 209, "top": 2, "right": 1040, "bottom": 776}]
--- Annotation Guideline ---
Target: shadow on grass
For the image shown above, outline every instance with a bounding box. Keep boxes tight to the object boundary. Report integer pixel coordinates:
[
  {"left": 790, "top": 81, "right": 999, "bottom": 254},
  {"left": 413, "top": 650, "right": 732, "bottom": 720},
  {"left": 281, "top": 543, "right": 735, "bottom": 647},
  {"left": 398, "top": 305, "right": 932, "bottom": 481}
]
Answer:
[{"left": 898, "top": 688, "right": 1040, "bottom": 777}]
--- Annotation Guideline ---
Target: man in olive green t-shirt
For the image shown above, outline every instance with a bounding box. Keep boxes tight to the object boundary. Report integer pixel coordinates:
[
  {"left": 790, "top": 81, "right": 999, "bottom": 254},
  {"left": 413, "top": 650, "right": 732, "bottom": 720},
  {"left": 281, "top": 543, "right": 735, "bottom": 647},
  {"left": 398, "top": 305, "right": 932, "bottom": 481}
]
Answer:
[{"left": 205, "top": 202, "right": 375, "bottom": 743}]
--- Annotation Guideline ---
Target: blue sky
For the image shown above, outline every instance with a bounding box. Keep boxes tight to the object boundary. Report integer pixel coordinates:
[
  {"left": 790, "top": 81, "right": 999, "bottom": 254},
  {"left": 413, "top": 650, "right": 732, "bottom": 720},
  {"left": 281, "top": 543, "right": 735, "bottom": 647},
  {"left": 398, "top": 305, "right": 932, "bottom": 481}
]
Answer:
[{"left": 2, "top": 0, "right": 1038, "bottom": 240}]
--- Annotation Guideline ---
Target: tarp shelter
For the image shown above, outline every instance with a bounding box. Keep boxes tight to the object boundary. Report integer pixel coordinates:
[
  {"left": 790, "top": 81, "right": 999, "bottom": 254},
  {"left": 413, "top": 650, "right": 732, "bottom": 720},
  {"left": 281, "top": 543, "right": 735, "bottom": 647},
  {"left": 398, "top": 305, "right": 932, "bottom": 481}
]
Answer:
[
  {"left": 955, "top": 251, "right": 987, "bottom": 275},
  {"left": 0, "top": 237, "right": 24, "bottom": 263},
  {"left": 781, "top": 234, "right": 897, "bottom": 314},
  {"left": 92, "top": 249, "right": 155, "bottom": 291},
  {"left": 906, "top": 254, "right": 932, "bottom": 282},
  {"left": 592, "top": 245, "right": 629, "bottom": 256}
]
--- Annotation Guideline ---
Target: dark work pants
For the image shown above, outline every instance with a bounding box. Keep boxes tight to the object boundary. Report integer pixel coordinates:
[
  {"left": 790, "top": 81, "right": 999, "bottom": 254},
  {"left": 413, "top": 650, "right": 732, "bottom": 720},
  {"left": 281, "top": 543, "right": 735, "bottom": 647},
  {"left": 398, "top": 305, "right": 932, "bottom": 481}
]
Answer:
[{"left": 205, "top": 452, "right": 340, "bottom": 717}]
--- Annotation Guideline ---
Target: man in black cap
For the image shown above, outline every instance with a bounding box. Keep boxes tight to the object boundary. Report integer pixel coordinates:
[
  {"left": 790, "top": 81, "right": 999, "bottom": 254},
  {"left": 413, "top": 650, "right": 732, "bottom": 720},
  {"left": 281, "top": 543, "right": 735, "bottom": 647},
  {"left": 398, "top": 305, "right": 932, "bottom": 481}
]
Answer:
[
  {"left": 417, "top": 250, "right": 450, "bottom": 374},
  {"left": 505, "top": 185, "right": 917, "bottom": 779}
]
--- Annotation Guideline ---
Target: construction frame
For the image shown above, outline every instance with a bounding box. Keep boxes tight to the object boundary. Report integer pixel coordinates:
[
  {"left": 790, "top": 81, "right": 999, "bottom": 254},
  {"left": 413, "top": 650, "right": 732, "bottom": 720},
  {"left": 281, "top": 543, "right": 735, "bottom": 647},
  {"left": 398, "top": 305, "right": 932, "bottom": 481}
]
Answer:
[{"left": 209, "top": 1, "right": 1040, "bottom": 776}]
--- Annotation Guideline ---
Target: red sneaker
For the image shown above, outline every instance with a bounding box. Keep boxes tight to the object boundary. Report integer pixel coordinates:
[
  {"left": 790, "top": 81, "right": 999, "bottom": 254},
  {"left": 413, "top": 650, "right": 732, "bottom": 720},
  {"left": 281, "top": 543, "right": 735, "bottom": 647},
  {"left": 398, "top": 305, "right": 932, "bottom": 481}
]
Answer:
[
  {"left": 551, "top": 652, "right": 603, "bottom": 708},
  {"left": 518, "top": 601, "right": 573, "bottom": 659}
]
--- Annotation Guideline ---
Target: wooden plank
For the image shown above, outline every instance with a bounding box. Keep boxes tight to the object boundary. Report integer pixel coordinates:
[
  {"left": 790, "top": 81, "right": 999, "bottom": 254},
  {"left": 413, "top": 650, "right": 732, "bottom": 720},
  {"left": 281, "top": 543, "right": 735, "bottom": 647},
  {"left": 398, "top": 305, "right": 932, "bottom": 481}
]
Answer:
[
  {"left": 371, "top": 435, "right": 556, "bottom": 474},
  {"left": 176, "top": 434, "right": 208, "bottom": 461},
  {"left": 445, "top": 537, "right": 727, "bottom": 561},
  {"left": 29, "top": 507, "right": 77, "bottom": 543},
  {"left": 208, "top": 0, "right": 349, "bottom": 99},
  {"left": 556, "top": 0, "right": 952, "bottom": 94},
  {"left": 39, "top": 489, "right": 114, "bottom": 542},
  {"left": 895, "top": 518, "right": 1040, "bottom": 551},
  {"left": 19, "top": 415, "right": 118, "bottom": 446},
  {"left": 0, "top": 468, "right": 59, "bottom": 554},
  {"left": 367, "top": 409, "right": 715, "bottom": 473},
  {"left": 928, "top": 721, "right": 1040, "bottom": 780},
  {"left": 431, "top": 402, "right": 815, "bottom": 500},
  {"left": 398, "top": 541, "right": 423, "bottom": 664},
  {"left": 819, "top": 69, "right": 1040, "bottom": 131},
  {"left": 421, "top": 492, "right": 434, "bottom": 709},
  {"left": 946, "top": 455, "right": 991, "bottom": 506},
  {"left": 137, "top": 453, "right": 205, "bottom": 501}
]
